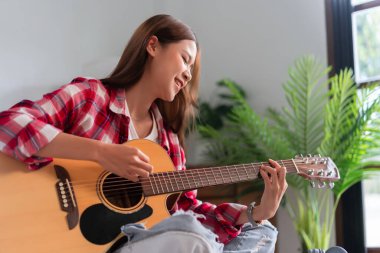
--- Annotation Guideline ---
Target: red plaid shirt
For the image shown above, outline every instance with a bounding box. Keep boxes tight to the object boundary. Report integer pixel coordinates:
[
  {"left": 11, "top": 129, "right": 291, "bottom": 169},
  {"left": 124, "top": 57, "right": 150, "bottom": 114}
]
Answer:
[{"left": 0, "top": 77, "right": 244, "bottom": 244}]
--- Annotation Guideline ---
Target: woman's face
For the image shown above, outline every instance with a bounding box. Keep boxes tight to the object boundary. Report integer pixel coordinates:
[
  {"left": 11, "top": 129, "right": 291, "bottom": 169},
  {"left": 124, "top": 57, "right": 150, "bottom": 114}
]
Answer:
[{"left": 148, "top": 39, "right": 197, "bottom": 102}]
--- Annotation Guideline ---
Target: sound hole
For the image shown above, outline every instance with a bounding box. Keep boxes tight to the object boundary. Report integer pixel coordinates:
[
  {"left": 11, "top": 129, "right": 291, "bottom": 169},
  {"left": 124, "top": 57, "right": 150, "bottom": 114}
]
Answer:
[{"left": 102, "top": 174, "right": 143, "bottom": 209}]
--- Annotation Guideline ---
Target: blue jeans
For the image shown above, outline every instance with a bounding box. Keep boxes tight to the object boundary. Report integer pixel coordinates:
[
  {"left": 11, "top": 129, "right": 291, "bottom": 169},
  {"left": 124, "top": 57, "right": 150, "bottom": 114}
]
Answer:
[{"left": 115, "top": 211, "right": 278, "bottom": 253}]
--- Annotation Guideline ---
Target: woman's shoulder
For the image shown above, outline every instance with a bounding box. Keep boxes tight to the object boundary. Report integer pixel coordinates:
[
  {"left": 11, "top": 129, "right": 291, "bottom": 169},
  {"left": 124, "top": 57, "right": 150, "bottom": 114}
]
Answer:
[
  {"left": 39, "top": 77, "right": 112, "bottom": 109},
  {"left": 54, "top": 76, "right": 110, "bottom": 101},
  {"left": 68, "top": 76, "right": 108, "bottom": 92}
]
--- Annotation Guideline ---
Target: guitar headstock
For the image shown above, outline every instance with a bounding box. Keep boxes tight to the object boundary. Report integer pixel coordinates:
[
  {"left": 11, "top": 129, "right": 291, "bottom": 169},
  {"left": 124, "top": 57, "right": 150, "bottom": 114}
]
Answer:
[{"left": 293, "top": 154, "right": 340, "bottom": 189}]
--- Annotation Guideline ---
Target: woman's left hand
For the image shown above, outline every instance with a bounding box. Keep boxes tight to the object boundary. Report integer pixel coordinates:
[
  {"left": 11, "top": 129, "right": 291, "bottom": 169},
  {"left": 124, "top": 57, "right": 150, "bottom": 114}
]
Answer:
[{"left": 252, "top": 159, "right": 288, "bottom": 221}]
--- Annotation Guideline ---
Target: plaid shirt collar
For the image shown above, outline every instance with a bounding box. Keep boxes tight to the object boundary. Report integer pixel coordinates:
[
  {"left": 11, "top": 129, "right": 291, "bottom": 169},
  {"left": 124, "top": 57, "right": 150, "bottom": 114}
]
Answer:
[{"left": 108, "top": 88, "right": 169, "bottom": 152}]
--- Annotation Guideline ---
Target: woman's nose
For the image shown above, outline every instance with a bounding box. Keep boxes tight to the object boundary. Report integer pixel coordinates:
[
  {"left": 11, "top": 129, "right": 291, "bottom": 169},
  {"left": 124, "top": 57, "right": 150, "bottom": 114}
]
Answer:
[{"left": 183, "top": 69, "right": 192, "bottom": 83}]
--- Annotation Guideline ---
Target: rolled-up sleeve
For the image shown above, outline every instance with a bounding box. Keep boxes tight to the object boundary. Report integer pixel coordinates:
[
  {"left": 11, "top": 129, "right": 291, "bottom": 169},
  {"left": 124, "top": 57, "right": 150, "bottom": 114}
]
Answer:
[{"left": 0, "top": 79, "right": 98, "bottom": 169}]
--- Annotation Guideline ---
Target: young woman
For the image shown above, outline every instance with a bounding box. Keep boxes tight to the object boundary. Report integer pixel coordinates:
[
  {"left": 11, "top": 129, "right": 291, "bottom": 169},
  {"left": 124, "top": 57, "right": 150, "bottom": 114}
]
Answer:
[{"left": 0, "top": 14, "right": 287, "bottom": 253}]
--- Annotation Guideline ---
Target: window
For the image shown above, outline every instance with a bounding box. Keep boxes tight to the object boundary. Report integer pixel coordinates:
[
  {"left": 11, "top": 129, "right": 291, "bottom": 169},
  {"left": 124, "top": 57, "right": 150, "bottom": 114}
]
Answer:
[
  {"left": 363, "top": 172, "right": 380, "bottom": 247},
  {"left": 352, "top": 6, "right": 380, "bottom": 84},
  {"left": 326, "top": 0, "right": 380, "bottom": 252},
  {"left": 362, "top": 86, "right": 380, "bottom": 248},
  {"left": 352, "top": 1, "right": 380, "bottom": 249}
]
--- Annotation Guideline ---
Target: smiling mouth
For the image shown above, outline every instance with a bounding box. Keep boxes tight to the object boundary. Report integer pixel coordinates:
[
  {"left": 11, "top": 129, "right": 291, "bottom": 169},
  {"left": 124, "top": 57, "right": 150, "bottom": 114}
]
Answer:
[{"left": 175, "top": 78, "right": 184, "bottom": 89}]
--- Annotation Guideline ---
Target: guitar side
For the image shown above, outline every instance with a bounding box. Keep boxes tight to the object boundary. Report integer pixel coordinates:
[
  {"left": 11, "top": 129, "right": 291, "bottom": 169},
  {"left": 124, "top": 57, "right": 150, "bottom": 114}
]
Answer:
[{"left": 0, "top": 139, "right": 176, "bottom": 253}]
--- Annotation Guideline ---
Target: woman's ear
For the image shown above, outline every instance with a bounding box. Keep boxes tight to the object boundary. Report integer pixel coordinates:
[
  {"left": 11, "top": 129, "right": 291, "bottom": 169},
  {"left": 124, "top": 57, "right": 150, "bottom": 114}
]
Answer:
[{"left": 146, "top": 36, "right": 159, "bottom": 57}]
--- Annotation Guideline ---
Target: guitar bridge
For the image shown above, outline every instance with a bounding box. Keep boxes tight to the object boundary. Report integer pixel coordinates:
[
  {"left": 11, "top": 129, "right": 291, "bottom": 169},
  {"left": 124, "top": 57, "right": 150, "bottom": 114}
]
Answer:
[{"left": 54, "top": 164, "right": 79, "bottom": 230}]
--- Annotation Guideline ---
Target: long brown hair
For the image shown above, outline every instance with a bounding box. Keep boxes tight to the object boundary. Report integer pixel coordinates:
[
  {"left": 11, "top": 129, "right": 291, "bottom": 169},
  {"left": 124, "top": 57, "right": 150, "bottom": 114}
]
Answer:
[{"left": 101, "top": 14, "right": 200, "bottom": 147}]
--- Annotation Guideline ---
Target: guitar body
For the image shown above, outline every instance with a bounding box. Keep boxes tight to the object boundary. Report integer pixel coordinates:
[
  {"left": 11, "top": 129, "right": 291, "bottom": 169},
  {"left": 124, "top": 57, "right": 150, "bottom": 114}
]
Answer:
[
  {"left": 0, "top": 139, "right": 178, "bottom": 253},
  {"left": 0, "top": 138, "right": 340, "bottom": 253}
]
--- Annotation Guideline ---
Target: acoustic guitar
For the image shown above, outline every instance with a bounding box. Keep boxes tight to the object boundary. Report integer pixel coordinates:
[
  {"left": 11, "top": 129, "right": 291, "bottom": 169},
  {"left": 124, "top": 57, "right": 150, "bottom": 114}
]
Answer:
[{"left": 0, "top": 139, "right": 340, "bottom": 253}]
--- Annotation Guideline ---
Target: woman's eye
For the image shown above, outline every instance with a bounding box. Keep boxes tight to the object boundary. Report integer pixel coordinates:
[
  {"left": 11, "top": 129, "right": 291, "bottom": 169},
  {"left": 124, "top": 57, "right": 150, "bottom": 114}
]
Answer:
[{"left": 182, "top": 56, "right": 188, "bottom": 65}]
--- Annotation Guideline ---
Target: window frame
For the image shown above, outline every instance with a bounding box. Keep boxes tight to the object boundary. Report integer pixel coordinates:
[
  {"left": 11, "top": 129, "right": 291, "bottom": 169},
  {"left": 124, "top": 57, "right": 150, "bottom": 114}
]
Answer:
[{"left": 325, "top": 0, "right": 380, "bottom": 252}]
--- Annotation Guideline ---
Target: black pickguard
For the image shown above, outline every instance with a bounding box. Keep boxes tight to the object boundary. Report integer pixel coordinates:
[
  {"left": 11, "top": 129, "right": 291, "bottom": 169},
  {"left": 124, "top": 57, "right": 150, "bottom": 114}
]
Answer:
[{"left": 80, "top": 203, "right": 153, "bottom": 245}]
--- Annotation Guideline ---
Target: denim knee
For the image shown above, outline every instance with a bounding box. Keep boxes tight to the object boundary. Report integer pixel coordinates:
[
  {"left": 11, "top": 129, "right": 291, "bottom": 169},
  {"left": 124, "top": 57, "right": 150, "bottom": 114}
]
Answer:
[
  {"left": 223, "top": 221, "right": 278, "bottom": 253},
  {"left": 119, "top": 210, "right": 224, "bottom": 253}
]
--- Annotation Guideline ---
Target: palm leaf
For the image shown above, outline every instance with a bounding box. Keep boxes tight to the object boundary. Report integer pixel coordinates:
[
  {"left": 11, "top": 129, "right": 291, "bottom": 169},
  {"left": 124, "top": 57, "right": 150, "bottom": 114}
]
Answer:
[
  {"left": 282, "top": 55, "right": 330, "bottom": 155},
  {"left": 196, "top": 56, "right": 380, "bottom": 251}
]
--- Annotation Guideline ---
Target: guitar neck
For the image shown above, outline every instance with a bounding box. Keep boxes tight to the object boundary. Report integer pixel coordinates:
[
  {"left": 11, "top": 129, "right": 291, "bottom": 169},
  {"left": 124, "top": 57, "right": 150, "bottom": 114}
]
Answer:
[{"left": 142, "top": 159, "right": 298, "bottom": 196}]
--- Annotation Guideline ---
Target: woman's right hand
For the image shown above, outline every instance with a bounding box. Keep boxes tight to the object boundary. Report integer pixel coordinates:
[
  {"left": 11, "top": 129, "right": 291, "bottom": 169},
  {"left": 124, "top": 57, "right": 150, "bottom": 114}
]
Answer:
[
  {"left": 35, "top": 133, "right": 152, "bottom": 182},
  {"left": 96, "top": 142, "right": 153, "bottom": 182}
]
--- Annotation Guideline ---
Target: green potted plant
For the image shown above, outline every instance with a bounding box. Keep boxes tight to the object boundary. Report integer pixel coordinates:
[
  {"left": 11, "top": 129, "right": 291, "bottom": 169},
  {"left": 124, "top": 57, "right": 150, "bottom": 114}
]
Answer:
[{"left": 197, "top": 55, "right": 380, "bottom": 251}]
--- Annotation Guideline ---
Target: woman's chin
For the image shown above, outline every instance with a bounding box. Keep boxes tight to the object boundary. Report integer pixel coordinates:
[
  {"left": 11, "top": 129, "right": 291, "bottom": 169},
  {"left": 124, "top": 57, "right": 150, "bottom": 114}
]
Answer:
[{"left": 160, "top": 95, "right": 176, "bottom": 103}]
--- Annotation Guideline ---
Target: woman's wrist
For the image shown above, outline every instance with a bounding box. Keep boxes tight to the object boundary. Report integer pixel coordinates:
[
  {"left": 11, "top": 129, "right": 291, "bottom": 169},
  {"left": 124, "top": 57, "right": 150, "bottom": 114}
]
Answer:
[
  {"left": 93, "top": 141, "right": 108, "bottom": 163},
  {"left": 251, "top": 204, "right": 265, "bottom": 222}
]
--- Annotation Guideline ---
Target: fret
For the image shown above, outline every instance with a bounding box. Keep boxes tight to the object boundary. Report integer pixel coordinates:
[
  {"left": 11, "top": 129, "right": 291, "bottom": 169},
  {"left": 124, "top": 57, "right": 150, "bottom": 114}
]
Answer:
[
  {"left": 187, "top": 170, "right": 194, "bottom": 189},
  {"left": 197, "top": 170, "right": 206, "bottom": 187},
  {"left": 172, "top": 171, "right": 180, "bottom": 192},
  {"left": 243, "top": 164, "right": 249, "bottom": 180},
  {"left": 219, "top": 167, "right": 225, "bottom": 184},
  {"left": 159, "top": 173, "right": 166, "bottom": 193},
  {"left": 187, "top": 170, "right": 193, "bottom": 190},
  {"left": 183, "top": 170, "right": 192, "bottom": 190},
  {"left": 196, "top": 169, "right": 202, "bottom": 188},
  {"left": 170, "top": 172, "right": 175, "bottom": 192},
  {"left": 191, "top": 170, "right": 197, "bottom": 188},
  {"left": 200, "top": 169, "right": 206, "bottom": 187},
  {"left": 165, "top": 172, "right": 174, "bottom": 192},
  {"left": 291, "top": 159, "right": 299, "bottom": 173},
  {"left": 234, "top": 165, "right": 241, "bottom": 181},
  {"left": 157, "top": 173, "right": 165, "bottom": 194},
  {"left": 227, "top": 166, "right": 233, "bottom": 183},
  {"left": 159, "top": 173, "right": 165, "bottom": 193},
  {"left": 148, "top": 177, "right": 155, "bottom": 195},
  {"left": 250, "top": 164, "right": 256, "bottom": 179},
  {"left": 178, "top": 171, "right": 186, "bottom": 191},
  {"left": 211, "top": 168, "right": 218, "bottom": 185},
  {"left": 167, "top": 172, "right": 173, "bottom": 192},
  {"left": 204, "top": 169, "right": 211, "bottom": 186},
  {"left": 152, "top": 173, "right": 160, "bottom": 194}
]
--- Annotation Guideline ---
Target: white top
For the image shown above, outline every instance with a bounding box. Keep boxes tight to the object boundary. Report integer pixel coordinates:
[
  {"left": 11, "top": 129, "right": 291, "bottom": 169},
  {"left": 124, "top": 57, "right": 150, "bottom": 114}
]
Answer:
[{"left": 125, "top": 100, "right": 158, "bottom": 142}]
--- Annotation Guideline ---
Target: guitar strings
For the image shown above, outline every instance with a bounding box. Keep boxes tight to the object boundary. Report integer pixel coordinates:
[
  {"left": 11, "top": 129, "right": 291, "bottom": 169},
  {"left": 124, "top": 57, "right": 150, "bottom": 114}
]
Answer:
[
  {"left": 64, "top": 167, "right": 324, "bottom": 206},
  {"left": 58, "top": 162, "right": 300, "bottom": 200},
  {"left": 62, "top": 161, "right": 298, "bottom": 194},
  {"left": 61, "top": 167, "right": 304, "bottom": 207},
  {"left": 62, "top": 169, "right": 289, "bottom": 204},
  {"left": 60, "top": 161, "right": 297, "bottom": 190}
]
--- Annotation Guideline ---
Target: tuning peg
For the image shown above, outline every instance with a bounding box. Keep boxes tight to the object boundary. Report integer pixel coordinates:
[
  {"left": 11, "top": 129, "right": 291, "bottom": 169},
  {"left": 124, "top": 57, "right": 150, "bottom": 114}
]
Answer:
[
  {"left": 317, "top": 170, "right": 325, "bottom": 177},
  {"left": 328, "top": 182, "right": 335, "bottom": 189},
  {"left": 318, "top": 181, "right": 326, "bottom": 188},
  {"left": 310, "top": 181, "right": 316, "bottom": 188},
  {"left": 307, "top": 154, "right": 312, "bottom": 157},
  {"left": 295, "top": 154, "right": 304, "bottom": 159},
  {"left": 307, "top": 169, "right": 314, "bottom": 176},
  {"left": 327, "top": 171, "right": 333, "bottom": 177}
]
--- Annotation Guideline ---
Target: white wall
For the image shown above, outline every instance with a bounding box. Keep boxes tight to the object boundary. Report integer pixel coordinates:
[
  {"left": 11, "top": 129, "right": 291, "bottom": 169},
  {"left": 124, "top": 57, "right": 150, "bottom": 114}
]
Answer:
[
  {"left": 0, "top": 1, "right": 328, "bottom": 252},
  {"left": 0, "top": 0, "right": 157, "bottom": 109}
]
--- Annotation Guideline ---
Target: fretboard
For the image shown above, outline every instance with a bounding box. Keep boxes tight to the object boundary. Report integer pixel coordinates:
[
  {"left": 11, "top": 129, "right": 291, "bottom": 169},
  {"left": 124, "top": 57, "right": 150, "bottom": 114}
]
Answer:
[{"left": 141, "top": 159, "right": 298, "bottom": 196}]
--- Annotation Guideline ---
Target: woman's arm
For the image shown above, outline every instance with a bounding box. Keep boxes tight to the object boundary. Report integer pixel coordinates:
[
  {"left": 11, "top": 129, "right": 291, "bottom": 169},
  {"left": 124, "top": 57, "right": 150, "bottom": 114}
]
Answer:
[
  {"left": 236, "top": 159, "right": 288, "bottom": 224},
  {"left": 0, "top": 79, "right": 152, "bottom": 181},
  {"left": 36, "top": 132, "right": 153, "bottom": 181}
]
